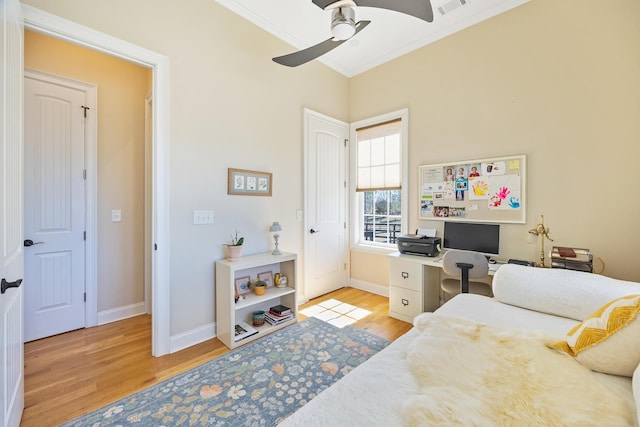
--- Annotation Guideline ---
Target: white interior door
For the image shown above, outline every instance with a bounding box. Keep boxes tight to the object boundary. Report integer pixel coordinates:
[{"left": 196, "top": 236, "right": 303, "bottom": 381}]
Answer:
[
  {"left": 23, "top": 72, "right": 87, "bottom": 342},
  {"left": 304, "top": 109, "right": 348, "bottom": 300},
  {"left": 0, "top": 0, "right": 25, "bottom": 425}
]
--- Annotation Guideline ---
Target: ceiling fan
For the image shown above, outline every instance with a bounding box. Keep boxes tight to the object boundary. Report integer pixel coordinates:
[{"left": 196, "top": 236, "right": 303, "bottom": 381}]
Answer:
[{"left": 272, "top": 0, "right": 434, "bottom": 67}]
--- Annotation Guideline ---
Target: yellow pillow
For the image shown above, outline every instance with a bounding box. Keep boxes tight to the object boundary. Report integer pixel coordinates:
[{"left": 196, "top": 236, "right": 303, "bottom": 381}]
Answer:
[{"left": 554, "top": 294, "right": 640, "bottom": 377}]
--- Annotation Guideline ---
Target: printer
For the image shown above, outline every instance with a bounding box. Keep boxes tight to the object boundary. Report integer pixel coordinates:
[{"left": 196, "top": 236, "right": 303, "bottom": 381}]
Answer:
[{"left": 397, "top": 234, "right": 441, "bottom": 257}]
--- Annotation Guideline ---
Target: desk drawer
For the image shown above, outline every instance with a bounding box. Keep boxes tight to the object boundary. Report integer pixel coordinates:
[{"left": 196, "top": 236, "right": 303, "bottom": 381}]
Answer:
[
  {"left": 389, "top": 260, "right": 422, "bottom": 292},
  {"left": 389, "top": 286, "right": 423, "bottom": 322}
]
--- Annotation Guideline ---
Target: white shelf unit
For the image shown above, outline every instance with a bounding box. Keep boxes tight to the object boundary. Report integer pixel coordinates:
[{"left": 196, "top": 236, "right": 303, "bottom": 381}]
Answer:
[{"left": 215, "top": 251, "right": 297, "bottom": 349}]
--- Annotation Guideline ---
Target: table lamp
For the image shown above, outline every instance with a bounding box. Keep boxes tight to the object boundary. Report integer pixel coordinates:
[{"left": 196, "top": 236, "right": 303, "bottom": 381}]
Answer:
[
  {"left": 528, "top": 214, "right": 553, "bottom": 267},
  {"left": 269, "top": 221, "right": 282, "bottom": 255}
]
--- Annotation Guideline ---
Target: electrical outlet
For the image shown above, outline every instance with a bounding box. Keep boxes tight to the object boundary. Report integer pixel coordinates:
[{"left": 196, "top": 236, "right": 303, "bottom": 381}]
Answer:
[
  {"left": 112, "top": 210, "right": 122, "bottom": 222},
  {"left": 194, "top": 210, "right": 214, "bottom": 225}
]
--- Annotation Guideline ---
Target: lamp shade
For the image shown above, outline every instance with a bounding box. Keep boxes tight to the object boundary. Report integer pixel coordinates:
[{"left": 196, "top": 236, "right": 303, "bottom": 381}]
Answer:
[{"left": 269, "top": 222, "right": 282, "bottom": 233}]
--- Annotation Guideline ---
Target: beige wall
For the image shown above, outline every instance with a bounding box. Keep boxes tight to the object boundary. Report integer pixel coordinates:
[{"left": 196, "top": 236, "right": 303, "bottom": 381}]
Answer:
[
  {"left": 22, "top": 0, "right": 350, "bottom": 336},
  {"left": 24, "top": 30, "right": 150, "bottom": 312},
  {"left": 350, "top": 251, "right": 389, "bottom": 289},
  {"left": 349, "top": 0, "right": 640, "bottom": 283}
]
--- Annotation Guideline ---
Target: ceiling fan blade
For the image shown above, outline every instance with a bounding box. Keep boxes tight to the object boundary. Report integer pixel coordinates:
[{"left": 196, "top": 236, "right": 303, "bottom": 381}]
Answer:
[
  {"left": 314, "top": 0, "right": 433, "bottom": 23},
  {"left": 273, "top": 20, "right": 371, "bottom": 67},
  {"left": 312, "top": 0, "right": 356, "bottom": 9}
]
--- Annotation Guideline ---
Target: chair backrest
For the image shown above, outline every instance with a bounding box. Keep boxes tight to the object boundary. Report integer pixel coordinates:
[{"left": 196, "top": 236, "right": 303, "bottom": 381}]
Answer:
[{"left": 442, "top": 249, "right": 489, "bottom": 279}]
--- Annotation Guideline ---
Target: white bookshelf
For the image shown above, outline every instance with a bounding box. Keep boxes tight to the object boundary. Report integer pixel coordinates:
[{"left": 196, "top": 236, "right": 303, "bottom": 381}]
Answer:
[{"left": 215, "top": 251, "right": 297, "bottom": 349}]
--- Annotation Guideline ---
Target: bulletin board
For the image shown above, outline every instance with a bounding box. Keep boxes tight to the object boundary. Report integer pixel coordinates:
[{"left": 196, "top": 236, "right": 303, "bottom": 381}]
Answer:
[{"left": 418, "top": 154, "right": 526, "bottom": 224}]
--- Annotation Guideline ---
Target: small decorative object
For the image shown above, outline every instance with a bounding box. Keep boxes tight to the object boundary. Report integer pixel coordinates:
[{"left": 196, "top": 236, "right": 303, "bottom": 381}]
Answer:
[
  {"left": 276, "top": 275, "right": 288, "bottom": 288},
  {"left": 269, "top": 221, "right": 282, "bottom": 255},
  {"left": 234, "top": 276, "right": 251, "bottom": 296},
  {"left": 258, "top": 271, "right": 274, "bottom": 288},
  {"left": 528, "top": 214, "right": 553, "bottom": 267},
  {"left": 228, "top": 168, "right": 272, "bottom": 196},
  {"left": 274, "top": 273, "right": 281, "bottom": 286},
  {"left": 253, "top": 280, "right": 267, "bottom": 296},
  {"left": 225, "top": 230, "right": 244, "bottom": 261},
  {"left": 252, "top": 310, "right": 266, "bottom": 326}
]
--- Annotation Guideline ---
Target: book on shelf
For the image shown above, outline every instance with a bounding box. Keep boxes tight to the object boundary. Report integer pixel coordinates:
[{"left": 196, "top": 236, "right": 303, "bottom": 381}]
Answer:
[
  {"left": 556, "top": 247, "right": 577, "bottom": 258},
  {"left": 234, "top": 321, "right": 258, "bottom": 342},
  {"left": 270, "top": 304, "right": 291, "bottom": 315},
  {"left": 265, "top": 314, "right": 294, "bottom": 326}
]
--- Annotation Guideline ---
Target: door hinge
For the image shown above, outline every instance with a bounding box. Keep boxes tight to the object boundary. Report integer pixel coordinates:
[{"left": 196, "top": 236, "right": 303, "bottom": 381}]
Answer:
[
  {"left": 154, "top": 243, "right": 158, "bottom": 251},
  {"left": 344, "top": 139, "right": 348, "bottom": 147},
  {"left": 84, "top": 292, "right": 86, "bottom": 302},
  {"left": 83, "top": 231, "right": 86, "bottom": 241},
  {"left": 83, "top": 169, "right": 87, "bottom": 179},
  {"left": 81, "top": 105, "right": 90, "bottom": 118},
  {"left": 344, "top": 222, "right": 346, "bottom": 229}
]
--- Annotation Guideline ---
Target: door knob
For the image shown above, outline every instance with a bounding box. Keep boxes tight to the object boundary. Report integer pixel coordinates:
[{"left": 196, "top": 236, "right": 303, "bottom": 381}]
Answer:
[
  {"left": 310, "top": 229, "right": 320, "bottom": 234},
  {"left": 1, "top": 278, "right": 22, "bottom": 294},
  {"left": 24, "top": 239, "right": 44, "bottom": 247}
]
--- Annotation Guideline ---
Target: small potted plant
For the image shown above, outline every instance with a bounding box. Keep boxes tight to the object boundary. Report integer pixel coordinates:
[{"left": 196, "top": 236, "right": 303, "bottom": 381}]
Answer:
[
  {"left": 253, "top": 280, "right": 267, "bottom": 296},
  {"left": 225, "top": 230, "right": 244, "bottom": 261}
]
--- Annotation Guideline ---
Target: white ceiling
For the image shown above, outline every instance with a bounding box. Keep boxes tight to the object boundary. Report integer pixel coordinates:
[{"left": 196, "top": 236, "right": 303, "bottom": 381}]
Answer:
[{"left": 215, "top": 0, "right": 530, "bottom": 77}]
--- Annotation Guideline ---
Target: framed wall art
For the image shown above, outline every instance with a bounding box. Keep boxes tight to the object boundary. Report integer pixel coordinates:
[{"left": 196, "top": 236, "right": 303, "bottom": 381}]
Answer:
[{"left": 228, "top": 168, "right": 272, "bottom": 196}]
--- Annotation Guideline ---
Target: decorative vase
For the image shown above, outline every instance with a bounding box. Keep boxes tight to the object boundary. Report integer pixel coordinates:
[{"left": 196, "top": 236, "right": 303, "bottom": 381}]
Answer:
[
  {"left": 227, "top": 245, "right": 243, "bottom": 261},
  {"left": 252, "top": 310, "right": 265, "bottom": 326}
]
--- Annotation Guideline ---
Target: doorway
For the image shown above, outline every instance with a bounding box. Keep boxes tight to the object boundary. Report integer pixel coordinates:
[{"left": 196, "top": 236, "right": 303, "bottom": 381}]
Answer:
[{"left": 23, "top": 5, "right": 171, "bottom": 356}]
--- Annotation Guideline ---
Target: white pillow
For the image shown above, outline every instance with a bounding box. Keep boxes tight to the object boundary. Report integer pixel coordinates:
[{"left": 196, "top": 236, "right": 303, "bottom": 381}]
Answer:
[{"left": 492, "top": 264, "right": 640, "bottom": 321}]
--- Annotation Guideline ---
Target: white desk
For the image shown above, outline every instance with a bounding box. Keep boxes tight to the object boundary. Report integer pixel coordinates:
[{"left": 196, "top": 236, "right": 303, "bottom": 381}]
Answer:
[{"left": 387, "top": 251, "right": 503, "bottom": 323}]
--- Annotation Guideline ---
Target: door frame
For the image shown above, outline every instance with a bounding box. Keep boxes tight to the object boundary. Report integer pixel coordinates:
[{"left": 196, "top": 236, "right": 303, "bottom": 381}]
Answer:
[
  {"left": 302, "top": 108, "right": 349, "bottom": 302},
  {"left": 23, "top": 68, "right": 97, "bottom": 334},
  {"left": 22, "top": 5, "right": 171, "bottom": 356}
]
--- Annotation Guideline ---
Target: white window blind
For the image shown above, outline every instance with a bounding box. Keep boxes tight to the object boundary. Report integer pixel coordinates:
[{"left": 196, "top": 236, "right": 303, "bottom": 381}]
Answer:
[{"left": 356, "top": 119, "right": 402, "bottom": 192}]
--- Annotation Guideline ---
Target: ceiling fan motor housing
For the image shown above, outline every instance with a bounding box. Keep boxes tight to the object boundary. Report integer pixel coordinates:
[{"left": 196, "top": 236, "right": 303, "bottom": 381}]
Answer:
[{"left": 331, "top": 7, "right": 356, "bottom": 40}]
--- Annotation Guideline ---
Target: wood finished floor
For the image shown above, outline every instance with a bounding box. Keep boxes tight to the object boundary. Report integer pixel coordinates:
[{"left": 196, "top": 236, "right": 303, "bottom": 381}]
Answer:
[{"left": 22, "top": 287, "right": 412, "bottom": 426}]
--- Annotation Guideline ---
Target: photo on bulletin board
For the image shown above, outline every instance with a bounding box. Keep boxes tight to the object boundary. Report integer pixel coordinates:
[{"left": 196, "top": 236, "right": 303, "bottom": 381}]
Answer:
[{"left": 418, "top": 154, "right": 526, "bottom": 224}]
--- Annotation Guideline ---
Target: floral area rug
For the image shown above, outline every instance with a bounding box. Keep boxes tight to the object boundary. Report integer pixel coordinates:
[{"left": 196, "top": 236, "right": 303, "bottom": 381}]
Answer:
[{"left": 61, "top": 317, "right": 390, "bottom": 427}]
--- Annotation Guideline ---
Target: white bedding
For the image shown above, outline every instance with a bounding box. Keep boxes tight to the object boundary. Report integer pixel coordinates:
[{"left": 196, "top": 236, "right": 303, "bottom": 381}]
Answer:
[
  {"left": 279, "top": 293, "right": 637, "bottom": 426},
  {"left": 404, "top": 313, "right": 634, "bottom": 426}
]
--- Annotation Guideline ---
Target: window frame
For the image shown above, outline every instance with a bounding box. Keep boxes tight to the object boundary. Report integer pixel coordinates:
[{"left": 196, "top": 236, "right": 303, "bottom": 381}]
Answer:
[{"left": 349, "top": 109, "right": 409, "bottom": 252}]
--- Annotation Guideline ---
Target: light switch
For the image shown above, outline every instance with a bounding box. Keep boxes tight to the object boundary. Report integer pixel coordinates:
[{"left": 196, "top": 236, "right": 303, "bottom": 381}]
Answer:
[
  {"left": 194, "top": 210, "right": 214, "bottom": 225},
  {"left": 112, "top": 210, "right": 122, "bottom": 222}
]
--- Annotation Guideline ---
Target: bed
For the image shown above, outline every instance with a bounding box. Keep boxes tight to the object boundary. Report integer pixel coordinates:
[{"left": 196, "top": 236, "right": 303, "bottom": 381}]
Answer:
[{"left": 279, "top": 264, "right": 640, "bottom": 426}]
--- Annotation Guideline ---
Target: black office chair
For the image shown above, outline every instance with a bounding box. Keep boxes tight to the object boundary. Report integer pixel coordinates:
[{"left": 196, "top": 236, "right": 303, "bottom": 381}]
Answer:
[{"left": 441, "top": 249, "right": 491, "bottom": 304}]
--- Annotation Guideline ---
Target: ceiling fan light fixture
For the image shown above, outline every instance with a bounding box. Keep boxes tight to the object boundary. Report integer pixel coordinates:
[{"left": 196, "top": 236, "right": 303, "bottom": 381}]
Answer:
[{"left": 331, "top": 7, "right": 356, "bottom": 40}]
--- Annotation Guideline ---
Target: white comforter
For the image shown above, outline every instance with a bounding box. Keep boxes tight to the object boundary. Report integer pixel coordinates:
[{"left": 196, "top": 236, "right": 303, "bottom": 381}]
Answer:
[{"left": 278, "top": 294, "right": 637, "bottom": 426}]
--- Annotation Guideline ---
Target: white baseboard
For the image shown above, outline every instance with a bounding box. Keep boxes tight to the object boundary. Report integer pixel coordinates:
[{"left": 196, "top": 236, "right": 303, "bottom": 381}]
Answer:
[
  {"left": 169, "top": 322, "right": 217, "bottom": 354},
  {"left": 97, "top": 302, "right": 147, "bottom": 325},
  {"left": 348, "top": 279, "right": 389, "bottom": 297}
]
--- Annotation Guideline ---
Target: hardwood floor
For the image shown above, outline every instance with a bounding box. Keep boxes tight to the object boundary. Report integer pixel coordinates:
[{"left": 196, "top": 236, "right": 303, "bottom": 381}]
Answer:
[{"left": 22, "top": 287, "right": 411, "bottom": 426}]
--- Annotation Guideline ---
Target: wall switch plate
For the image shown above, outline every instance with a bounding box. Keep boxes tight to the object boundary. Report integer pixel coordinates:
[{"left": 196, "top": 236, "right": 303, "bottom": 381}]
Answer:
[
  {"left": 194, "top": 210, "right": 214, "bottom": 225},
  {"left": 112, "top": 210, "right": 122, "bottom": 222},
  {"left": 296, "top": 209, "right": 303, "bottom": 222}
]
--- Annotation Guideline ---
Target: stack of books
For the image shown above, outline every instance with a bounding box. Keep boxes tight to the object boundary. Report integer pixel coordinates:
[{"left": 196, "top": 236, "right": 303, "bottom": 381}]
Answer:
[
  {"left": 265, "top": 304, "right": 294, "bottom": 325},
  {"left": 551, "top": 246, "right": 593, "bottom": 273}
]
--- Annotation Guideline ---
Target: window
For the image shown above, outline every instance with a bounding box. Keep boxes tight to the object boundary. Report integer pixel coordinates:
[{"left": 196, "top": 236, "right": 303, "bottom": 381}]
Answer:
[{"left": 350, "top": 109, "right": 408, "bottom": 249}]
